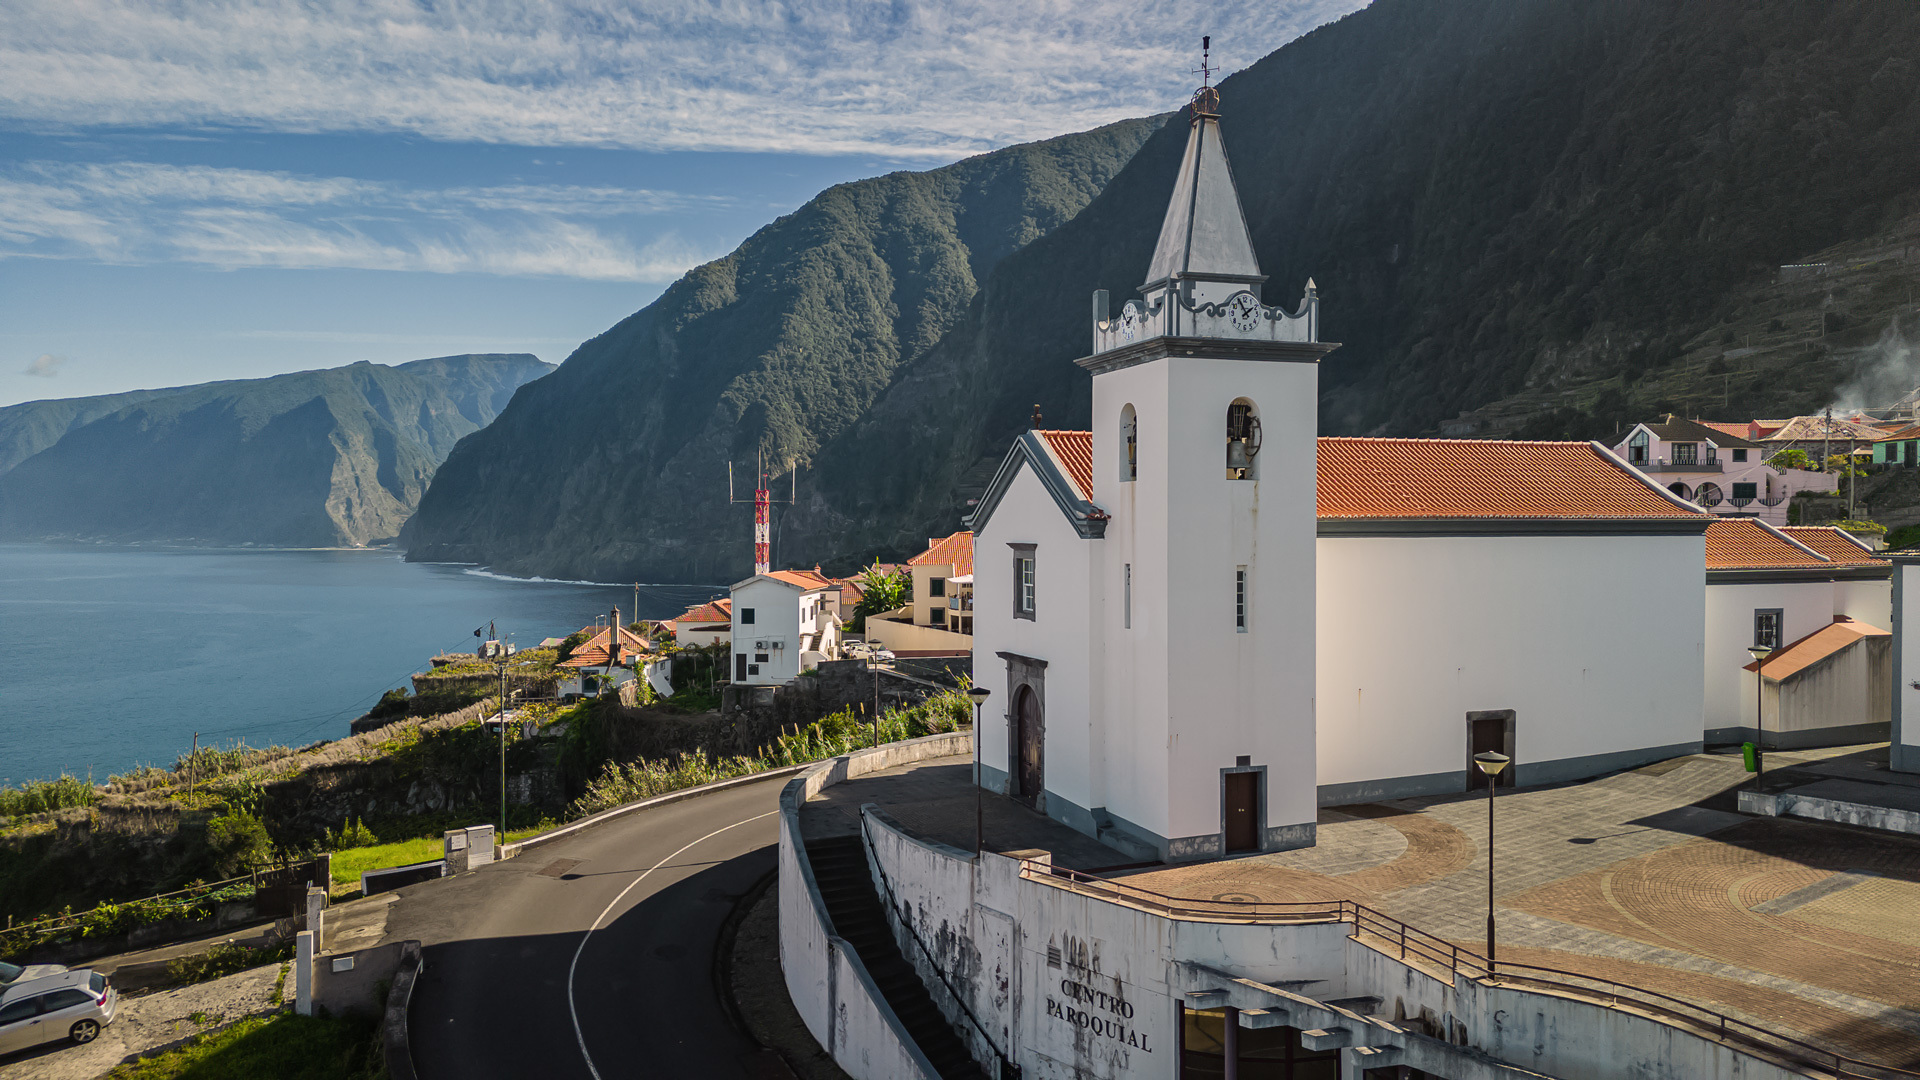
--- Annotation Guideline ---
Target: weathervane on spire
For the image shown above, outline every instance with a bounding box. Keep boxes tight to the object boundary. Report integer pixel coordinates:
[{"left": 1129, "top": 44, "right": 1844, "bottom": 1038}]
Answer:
[{"left": 1191, "top": 36, "right": 1220, "bottom": 116}]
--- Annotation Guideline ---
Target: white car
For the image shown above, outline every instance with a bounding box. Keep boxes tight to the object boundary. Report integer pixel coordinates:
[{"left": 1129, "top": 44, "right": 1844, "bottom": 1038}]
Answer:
[
  {"left": 0, "top": 962, "right": 64, "bottom": 992},
  {"left": 840, "top": 639, "right": 871, "bottom": 659},
  {"left": 0, "top": 970, "right": 117, "bottom": 1055}
]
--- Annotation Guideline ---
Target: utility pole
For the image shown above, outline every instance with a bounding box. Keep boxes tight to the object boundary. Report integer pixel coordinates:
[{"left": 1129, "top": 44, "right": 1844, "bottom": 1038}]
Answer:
[
  {"left": 1849, "top": 438, "right": 1857, "bottom": 519},
  {"left": 188, "top": 731, "right": 198, "bottom": 806},
  {"left": 1824, "top": 407, "right": 1833, "bottom": 476},
  {"left": 496, "top": 639, "right": 509, "bottom": 838}
]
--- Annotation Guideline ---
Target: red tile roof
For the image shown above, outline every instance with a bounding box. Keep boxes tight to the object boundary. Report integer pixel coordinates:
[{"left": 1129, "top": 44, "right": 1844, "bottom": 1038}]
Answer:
[
  {"left": 763, "top": 568, "right": 836, "bottom": 591},
  {"left": 1744, "top": 616, "right": 1890, "bottom": 680},
  {"left": 1316, "top": 438, "right": 1703, "bottom": 520},
  {"left": 1780, "top": 526, "right": 1886, "bottom": 566},
  {"left": 909, "top": 531, "right": 974, "bottom": 576},
  {"left": 1763, "top": 415, "right": 1890, "bottom": 443},
  {"left": 1037, "top": 430, "right": 1094, "bottom": 499},
  {"left": 1696, "top": 421, "right": 1758, "bottom": 441},
  {"left": 674, "top": 599, "right": 732, "bottom": 626},
  {"left": 1021, "top": 432, "right": 1706, "bottom": 520},
  {"left": 1704, "top": 519, "right": 1831, "bottom": 570},
  {"left": 559, "top": 624, "right": 653, "bottom": 668}
]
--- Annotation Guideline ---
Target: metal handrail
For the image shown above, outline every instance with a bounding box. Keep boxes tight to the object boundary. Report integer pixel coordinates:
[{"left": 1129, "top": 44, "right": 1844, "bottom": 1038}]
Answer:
[
  {"left": 859, "top": 819, "right": 1014, "bottom": 1075},
  {"left": 1022, "top": 862, "right": 1920, "bottom": 1080}
]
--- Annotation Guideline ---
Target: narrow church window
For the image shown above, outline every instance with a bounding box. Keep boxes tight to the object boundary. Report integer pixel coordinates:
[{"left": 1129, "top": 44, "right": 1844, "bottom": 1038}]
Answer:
[
  {"left": 1227, "top": 400, "right": 1261, "bottom": 480},
  {"left": 1012, "top": 544, "right": 1036, "bottom": 620},
  {"left": 1121, "top": 404, "right": 1138, "bottom": 481},
  {"left": 1124, "top": 563, "right": 1132, "bottom": 628},
  {"left": 1754, "top": 609, "right": 1781, "bottom": 649},
  {"left": 1235, "top": 567, "right": 1247, "bottom": 631}
]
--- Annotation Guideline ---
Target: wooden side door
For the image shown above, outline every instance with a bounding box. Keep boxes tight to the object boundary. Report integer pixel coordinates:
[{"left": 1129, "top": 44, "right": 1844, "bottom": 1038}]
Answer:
[
  {"left": 1224, "top": 771, "right": 1259, "bottom": 853},
  {"left": 1016, "top": 686, "right": 1043, "bottom": 809}
]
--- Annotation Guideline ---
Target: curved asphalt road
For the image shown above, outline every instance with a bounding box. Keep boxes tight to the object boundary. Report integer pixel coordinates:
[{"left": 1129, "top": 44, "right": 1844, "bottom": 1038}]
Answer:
[{"left": 386, "top": 775, "right": 789, "bottom": 1080}]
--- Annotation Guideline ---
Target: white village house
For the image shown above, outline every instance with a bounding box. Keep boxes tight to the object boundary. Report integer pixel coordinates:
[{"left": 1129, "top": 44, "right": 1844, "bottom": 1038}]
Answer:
[{"left": 729, "top": 569, "right": 840, "bottom": 686}]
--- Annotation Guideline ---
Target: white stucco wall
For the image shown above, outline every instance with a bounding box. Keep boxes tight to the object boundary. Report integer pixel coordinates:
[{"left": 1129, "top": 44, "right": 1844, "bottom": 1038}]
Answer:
[
  {"left": 1317, "top": 533, "right": 1705, "bottom": 799},
  {"left": 730, "top": 578, "right": 831, "bottom": 685},
  {"left": 1091, "top": 353, "right": 1320, "bottom": 855},
  {"left": 1704, "top": 580, "right": 1841, "bottom": 739},
  {"left": 1897, "top": 563, "right": 1920, "bottom": 772},
  {"left": 972, "top": 462, "right": 1097, "bottom": 820},
  {"left": 1837, "top": 577, "right": 1892, "bottom": 627}
]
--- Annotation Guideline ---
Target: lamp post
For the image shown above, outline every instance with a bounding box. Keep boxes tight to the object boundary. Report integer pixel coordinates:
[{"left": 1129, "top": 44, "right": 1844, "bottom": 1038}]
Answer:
[
  {"left": 1473, "top": 750, "right": 1510, "bottom": 974},
  {"left": 1748, "top": 644, "right": 1774, "bottom": 789},
  {"left": 967, "top": 686, "right": 992, "bottom": 857}
]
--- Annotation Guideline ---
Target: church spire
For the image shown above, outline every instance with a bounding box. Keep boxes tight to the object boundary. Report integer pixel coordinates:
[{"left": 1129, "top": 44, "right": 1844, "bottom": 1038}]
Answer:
[{"left": 1143, "top": 43, "right": 1262, "bottom": 290}]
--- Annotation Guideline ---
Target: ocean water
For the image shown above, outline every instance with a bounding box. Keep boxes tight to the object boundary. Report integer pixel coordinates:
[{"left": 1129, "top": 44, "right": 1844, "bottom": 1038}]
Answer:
[{"left": 0, "top": 544, "right": 723, "bottom": 786}]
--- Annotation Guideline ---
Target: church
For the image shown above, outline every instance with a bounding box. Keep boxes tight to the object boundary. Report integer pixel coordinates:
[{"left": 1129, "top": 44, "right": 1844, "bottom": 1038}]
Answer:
[{"left": 965, "top": 82, "right": 1720, "bottom": 863}]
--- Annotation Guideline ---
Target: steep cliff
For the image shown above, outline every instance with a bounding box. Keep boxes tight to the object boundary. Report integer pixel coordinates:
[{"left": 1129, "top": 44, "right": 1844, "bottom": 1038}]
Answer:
[{"left": 0, "top": 354, "right": 553, "bottom": 547}]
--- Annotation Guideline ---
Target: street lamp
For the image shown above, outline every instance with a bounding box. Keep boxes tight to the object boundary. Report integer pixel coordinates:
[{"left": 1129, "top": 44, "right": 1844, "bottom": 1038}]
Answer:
[
  {"left": 1748, "top": 644, "right": 1774, "bottom": 789},
  {"left": 967, "top": 686, "right": 992, "bottom": 857},
  {"left": 1473, "top": 750, "right": 1510, "bottom": 974}
]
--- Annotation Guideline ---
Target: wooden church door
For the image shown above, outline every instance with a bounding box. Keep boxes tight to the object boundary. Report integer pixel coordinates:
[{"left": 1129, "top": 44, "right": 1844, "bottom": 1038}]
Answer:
[{"left": 1015, "top": 685, "right": 1043, "bottom": 809}]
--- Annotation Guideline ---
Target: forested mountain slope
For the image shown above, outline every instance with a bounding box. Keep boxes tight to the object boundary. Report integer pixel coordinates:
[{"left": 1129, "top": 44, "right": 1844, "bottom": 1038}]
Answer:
[
  {"left": 407, "top": 0, "right": 1920, "bottom": 581},
  {"left": 0, "top": 354, "right": 552, "bottom": 547},
  {"left": 400, "top": 118, "right": 1163, "bottom": 578}
]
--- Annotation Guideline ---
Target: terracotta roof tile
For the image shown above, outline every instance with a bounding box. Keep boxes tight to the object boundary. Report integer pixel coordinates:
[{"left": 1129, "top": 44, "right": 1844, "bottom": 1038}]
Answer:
[
  {"left": 909, "top": 531, "right": 974, "bottom": 576},
  {"left": 1316, "top": 438, "right": 1703, "bottom": 519},
  {"left": 1037, "top": 430, "right": 1093, "bottom": 499},
  {"left": 1744, "top": 617, "right": 1890, "bottom": 680},
  {"left": 1780, "top": 526, "right": 1887, "bottom": 566},
  {"left": 560, "top": 624, "right": 653, "bottom": 667},
  {"left": 1697, "top": 421, "right": 1758, "bottom": 441},
  {"left": 1704, "top": 519, "right": 1831, "bottom": 570},
  {"left": 763, "top": 569, "right": 836, "bottom": 591},
  {"left": 1763, "top": 415, "right": 1890, "bottom": 443},
  {"left": 675, "top": 599, "right": 732, "bottom": 625}
]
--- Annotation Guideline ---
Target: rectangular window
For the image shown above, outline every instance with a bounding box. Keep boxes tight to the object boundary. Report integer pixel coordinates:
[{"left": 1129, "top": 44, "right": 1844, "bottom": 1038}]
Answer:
[
  {"left": 1234, "top": 566, "right": 1247, "bottom": 632},
  {"left": 1706, "top": 444, "right": 1718, "bottom": 465},
  {"left": 754, "top": 652, "right": 769, "bottom": 664},
  {"left": 929, "top": 577, "right": 946, "bottom": 597},
  {"left": 1673, "top": 443, "right": 1698, "bottom": 465},
  {"left": 1123, "top": 563, "right": 1132, "bottom": 629},
  {"left": 1732, "top": 482, "right": 1757, "bottom": 500},
  {"left": 931, "top": 608, "right": 946, "bottom": 626},
  {"left": 1754, "top": 608, "right": 1782, "bottom": 649},
  {"left": 747, "top": 663, "right": 759, "bottom": 676},
  {"left": 1011, "top": 544, "right": 1036, "bottom": 620},
  {"left": 1732, "top": 448, "right": 1748, "bottom": 462},
  {"left": 741, "top": 608, "right": 756, "bottom": 625}
]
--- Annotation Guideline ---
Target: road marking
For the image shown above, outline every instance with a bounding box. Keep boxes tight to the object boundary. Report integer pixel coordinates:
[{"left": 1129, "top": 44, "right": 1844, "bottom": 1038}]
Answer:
[{"left": 567, "top": 807, "right": 779, "bottom": 1080}]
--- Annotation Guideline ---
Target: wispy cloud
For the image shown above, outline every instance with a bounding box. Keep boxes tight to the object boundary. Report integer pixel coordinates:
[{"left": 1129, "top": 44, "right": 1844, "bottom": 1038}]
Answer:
[
  {"left": 24, "top": 353, "right": 66, "bottom": 377},
  {"left": 0, "top": 161, "right": 724, "bottom": 281},
  {"left": 0, "top": 1, "right": 1364, "bottom": 158}
]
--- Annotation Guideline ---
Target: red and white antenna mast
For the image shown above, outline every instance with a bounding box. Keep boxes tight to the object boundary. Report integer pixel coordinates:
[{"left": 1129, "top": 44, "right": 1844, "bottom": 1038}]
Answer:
[{"left": 730, "top": 451, "right": 796, "bottom": 577}]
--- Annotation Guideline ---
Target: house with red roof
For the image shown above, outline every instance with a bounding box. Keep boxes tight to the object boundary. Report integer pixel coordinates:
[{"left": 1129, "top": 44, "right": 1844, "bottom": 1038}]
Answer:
[
  {"left": 728, "top": 568, "right": 840, "bottom": 686},
  {"left": 670, "top": 598, "right": 733, "bottom": 648},
  {"left": 862, "top": 533, "right": 977, "bottom": 656}
]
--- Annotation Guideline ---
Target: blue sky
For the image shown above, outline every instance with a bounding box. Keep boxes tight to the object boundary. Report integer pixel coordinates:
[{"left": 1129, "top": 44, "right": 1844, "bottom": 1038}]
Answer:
[{"left": 0, "top": 0, "right": 1364, "bottom": 407}]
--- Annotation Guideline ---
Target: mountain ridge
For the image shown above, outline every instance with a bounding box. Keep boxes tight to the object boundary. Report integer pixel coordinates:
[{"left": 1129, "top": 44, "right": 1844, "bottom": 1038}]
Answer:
[{"left": 0, "top": 353, "right": 553, "bottom": 547}]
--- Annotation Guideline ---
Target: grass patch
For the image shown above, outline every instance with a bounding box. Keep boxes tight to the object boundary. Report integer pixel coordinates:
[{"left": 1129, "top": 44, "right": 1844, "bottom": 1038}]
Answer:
[
  {"left": 106, "top": 1012, "right": 384, "bottom": 1080},
  {"left": 328, "top": 827, "right": 546, "bottom": 888}
]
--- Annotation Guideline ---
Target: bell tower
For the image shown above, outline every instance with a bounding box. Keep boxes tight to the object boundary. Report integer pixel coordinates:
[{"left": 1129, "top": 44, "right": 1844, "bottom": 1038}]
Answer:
[{"left": 1082, "top": 63, "right": 1337, "bottom": 861}]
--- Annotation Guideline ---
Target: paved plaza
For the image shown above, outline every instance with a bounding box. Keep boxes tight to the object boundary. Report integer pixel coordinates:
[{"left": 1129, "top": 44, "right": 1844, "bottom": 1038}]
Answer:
[{"left": 816, "top": 746, "right": 1920, "bottom": 1069}]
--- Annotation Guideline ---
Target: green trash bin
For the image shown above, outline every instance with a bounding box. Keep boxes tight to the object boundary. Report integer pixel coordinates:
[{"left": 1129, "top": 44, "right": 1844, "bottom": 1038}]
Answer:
[{"left": 1742, "top": 741, "right": 1762, "bottom": 773}]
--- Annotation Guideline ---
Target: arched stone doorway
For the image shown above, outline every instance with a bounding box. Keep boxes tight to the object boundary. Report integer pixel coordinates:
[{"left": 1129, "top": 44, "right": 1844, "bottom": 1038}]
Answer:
[{"left": 1014, "top": 684, "right": 1044, "bottom": 811}]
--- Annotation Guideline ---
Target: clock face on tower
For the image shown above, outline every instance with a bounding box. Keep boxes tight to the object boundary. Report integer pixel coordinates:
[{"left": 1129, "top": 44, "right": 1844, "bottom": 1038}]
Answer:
[{"left": 1225, "top": 291, "right": 1261, "bottom": 333}]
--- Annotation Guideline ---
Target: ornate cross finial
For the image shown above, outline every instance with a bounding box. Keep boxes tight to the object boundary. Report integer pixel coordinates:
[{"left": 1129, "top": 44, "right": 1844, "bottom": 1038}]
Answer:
[{"left": 1191, "top": 36, "right": 1220, "bottom": 116}]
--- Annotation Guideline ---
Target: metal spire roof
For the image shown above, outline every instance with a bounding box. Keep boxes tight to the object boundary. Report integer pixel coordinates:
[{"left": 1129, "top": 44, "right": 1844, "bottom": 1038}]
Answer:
[{"left": 1144, "top": 90, "right": 1263, "bottom": 287}]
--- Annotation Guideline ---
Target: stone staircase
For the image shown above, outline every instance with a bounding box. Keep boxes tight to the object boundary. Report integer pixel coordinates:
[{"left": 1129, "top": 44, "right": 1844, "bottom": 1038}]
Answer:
[{"left": 805, "top": 835, "right": 989, "bottom": 1080}]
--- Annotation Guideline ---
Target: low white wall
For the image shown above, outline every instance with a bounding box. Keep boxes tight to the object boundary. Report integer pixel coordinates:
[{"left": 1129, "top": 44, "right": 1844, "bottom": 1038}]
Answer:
[
  {"left": 852, "top": 792, "right": 1851, "bottom": 1080},
  {"left": 777, "top": 731, "right": 974, "bottom": 1080},
  {"left": 1898, "top": 562, "right": 1920, "bottom": 772}
]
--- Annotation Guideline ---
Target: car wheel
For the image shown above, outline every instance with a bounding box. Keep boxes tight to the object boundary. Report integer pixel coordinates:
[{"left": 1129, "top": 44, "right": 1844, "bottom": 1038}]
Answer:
[{"left": 69, "top": 1019, "right": 100, "bottom": 1044}]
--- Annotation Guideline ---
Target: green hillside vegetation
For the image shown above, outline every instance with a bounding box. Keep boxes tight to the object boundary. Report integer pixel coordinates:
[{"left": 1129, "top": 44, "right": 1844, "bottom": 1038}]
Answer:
[
  {"left": 400, "top": 118, "right": 1164, "bottom": 578},
  {"left": 403, "top": 0, "right": 1920, "bottom": 582},
  {"left": 0, "top": 354, "right": 552, "bottom": 546}
]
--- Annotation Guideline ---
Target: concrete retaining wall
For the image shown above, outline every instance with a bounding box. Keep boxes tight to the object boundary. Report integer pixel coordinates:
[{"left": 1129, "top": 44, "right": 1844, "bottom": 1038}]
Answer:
[{"left": 777, "top": 731, "right": 972, "bottom": 1080}]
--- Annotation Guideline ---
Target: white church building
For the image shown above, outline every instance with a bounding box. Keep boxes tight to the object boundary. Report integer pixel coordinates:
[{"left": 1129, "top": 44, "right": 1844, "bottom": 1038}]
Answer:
[{"left": 966, "top": 85, "right": 1722, "bottom": 863}]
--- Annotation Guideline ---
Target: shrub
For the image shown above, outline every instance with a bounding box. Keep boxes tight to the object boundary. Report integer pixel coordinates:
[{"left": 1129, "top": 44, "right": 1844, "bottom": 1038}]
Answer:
[
  {"left": 323, "top": 817, "right": 377, "bottom": 850},
  {"left": 0, "top": 775, "right": 96, "bottom": 819},
  {"left": 164, "top": 939, "right": 294, "bottom": 987},
  {"left": 206, "top": 810, "right": 272, "bottom": 876},
  {"left": 365, "top": 688, "right": 412, "bottom": 721}
]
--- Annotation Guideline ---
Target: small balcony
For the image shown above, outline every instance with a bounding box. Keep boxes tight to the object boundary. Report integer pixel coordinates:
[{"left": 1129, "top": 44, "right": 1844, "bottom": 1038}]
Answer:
[{"left": 1634, "top": 458, "right": 1722, "bottom": 473}]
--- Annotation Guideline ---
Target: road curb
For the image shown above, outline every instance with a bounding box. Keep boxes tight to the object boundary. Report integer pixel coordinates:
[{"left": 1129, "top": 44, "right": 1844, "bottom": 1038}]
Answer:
[
  {"left": 383, "top": 939, "right": 423, "bottom": 1080},
  {"left": 498, "top": 763, "right": 815, "bottom": 861}
]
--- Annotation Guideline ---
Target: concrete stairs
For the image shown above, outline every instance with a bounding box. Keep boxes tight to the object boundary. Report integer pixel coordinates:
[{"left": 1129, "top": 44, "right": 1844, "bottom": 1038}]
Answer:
[{"left": 806, "top": 835, "right": 989, "bottom": 1080}]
